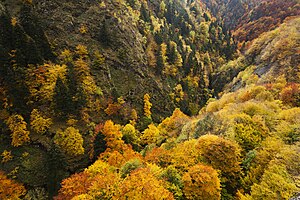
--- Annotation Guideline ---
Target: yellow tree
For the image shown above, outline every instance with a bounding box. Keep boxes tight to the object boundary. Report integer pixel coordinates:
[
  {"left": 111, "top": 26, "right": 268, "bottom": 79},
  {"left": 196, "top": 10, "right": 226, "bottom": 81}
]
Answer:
[
  {"left": 141, "top": 124, "right": 160, "bottom": 145},
  {"left": 26, "top": 63, "right": 67, "bottom": 103},
  {"left": 54, "top": 127, "right": 84, "bottom": 156},
  {"left": 182, "top": 164, "right": 221, "bottom": 200},
  {"left": 30, "top": 109, "right": 52, "bottom": 134},
  {"left": 144, "top": 93, "right": 152, "bottom": 119},
  {"left": 116, "top": 167, "right": 174, "bottom": 200},
  {"left": 130, "top": 109, "right": 138, "bottom": 125},
  {"left": 70, "top": 194, "right": 93, "bottom": 200},
  {"left": 196, "top": 135, "right": 242, "bottom": 187},
  {"left": 86, "top": 172, "right": 121, "bottom": 199},
  {"left": 158, "top": 108, "right": 189, "bottom": 137},
  {"left": 85, "top": 160, "right": 121, "bottom": 199},
  {"left": 146, "top": 37, "right": 158, "bottom": 68},
  {"left": 170, "top": 139, "right": 199, "bottom": 171},
  {"left": 6, "top": 114, "right": 30, "bottom": 147},
  {"left": 1, "top": 150, "right": 13, "bottom": 163},
  {"left": 101, "top": 146, "right": 142, "bottom": 169},
  {"left": 241, "top": 164, "right": 298, "bottom": 200}
]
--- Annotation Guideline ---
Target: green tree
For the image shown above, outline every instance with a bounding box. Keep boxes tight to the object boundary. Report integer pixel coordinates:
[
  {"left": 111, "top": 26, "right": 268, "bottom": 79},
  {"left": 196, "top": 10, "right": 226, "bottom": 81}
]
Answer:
[
  {"left": 122, "top": 124, "right": 140, "bottom": 150},
  {"left": 53, "top": 77, "right": 73, "bottom": 118}
]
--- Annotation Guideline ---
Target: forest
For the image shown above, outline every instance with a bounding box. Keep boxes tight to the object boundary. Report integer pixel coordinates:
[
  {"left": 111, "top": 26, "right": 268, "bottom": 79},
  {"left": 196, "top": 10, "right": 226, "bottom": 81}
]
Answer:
[{"left": 0, "top": 0, "right": 299, "bottom": 199}]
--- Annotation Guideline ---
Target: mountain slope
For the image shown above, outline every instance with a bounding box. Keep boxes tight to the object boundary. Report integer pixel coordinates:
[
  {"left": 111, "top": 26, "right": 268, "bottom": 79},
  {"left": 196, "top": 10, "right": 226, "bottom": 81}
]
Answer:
[
  {"left": 0, "top": 0, "right": 299, "bottom": 199},
  {"left": 212, "top": 17, "right": 300, "bottom": 95}
]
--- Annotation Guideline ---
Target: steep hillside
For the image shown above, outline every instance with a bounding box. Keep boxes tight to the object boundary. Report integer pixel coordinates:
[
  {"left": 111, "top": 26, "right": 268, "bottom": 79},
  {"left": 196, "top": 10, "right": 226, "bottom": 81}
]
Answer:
[
  {"left": 197, "top": 0, "right": 299, "bottom": 48},
  {"left": 212, "top": 17, "right": 300, "bottom": 96},
  {"left": 233, "top": 0, "right": 300, "bottom": 45},
  {"left": 0, "top": 0, "right": 236, "bottom": 120}
]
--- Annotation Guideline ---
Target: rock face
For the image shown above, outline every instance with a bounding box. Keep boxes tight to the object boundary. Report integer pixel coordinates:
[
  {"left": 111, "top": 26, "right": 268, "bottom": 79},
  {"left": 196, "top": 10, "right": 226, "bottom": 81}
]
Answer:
[
  {"left": 1, "top": 0, "right": 175, "bottom": 120},
  {"left": 0, "top": 2, "right": 54, "bottom": 64}
]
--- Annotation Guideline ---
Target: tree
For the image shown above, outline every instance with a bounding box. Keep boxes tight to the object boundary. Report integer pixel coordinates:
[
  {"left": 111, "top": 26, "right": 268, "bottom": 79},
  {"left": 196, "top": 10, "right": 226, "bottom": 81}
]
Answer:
[
  {"left": 243, "top": 164, "right": 298, "bottom": 200},
  {"left": 196, "top": 135, "right": 242, "bottom": 177},
  {"left": 85, "top": 172, "right": 121, "bottom": 199},
  {"left": 53, "top": 76, "right": 73, "bottom": 118},
  {"left": 160, "top": 166, "right": 184, "bottom": 199},
  {"left": 71, "top": 194, "right": 93, "bottom": 200},
  {"left": 170, "top": 139, "right": 199, "bottom": 171},
  {"left": 101, "top": 146, "right": 142, "bottom": 169},
  {"left": 116, "top": 167, "right": 174, "bottom": 200},
  {"left": 6, "top": 114, "right": 30, "bottom": 147},
  {"left": 54, "top": 127, "right": 84, "bottom": 156},
  {"left": 159, "top": 1, "right": 166, "bottom": 17},
  {"left": 157, "top": 43, "right": 169, "bottom": 74},
  {"left": 55, "top": 172, "right": 91, "bottom": 200},
  {"left": 196, "top": 135, "right": 242, "bottom": 193},
  {"left": 84, "top": 160, "right": 121, "bottom": 199},
  {"left": 130, "top": 109, "right": 138, "bottom": 125},
  {"left": 141, "top": 124, "right": 160, "bottom": 145},
  {"left": 280, "top": 83, "right": 300, "bottom": 106},
  {"left": 101, "top": 120, "right": 124, "bottom": 151},
  {"left": 140, "top": 2, "right": 150, "bottom": 22},
  {"left": 30, "top": 109, "right": 52, "bottom": 134},
  {"left": 26, "top": 63, "right": 67, "bottom": 104},
  {"left": 0, "top": 171, "right": 26, "bottom": 199},
  {"left": 144, "top": 147, "right": 172, "bottom": 168},
  {"left": 144, "top": 93, "right": 152, "bottom": 119},
  {"left": 56, "top": 159, "right": 120, "bottom": 200},
  {"left": 146, "top": 37, "right": 158, "bottom": 68},
  {"left": 168, "top": 41, "right": 183, "bottom": 69},
  {"left": 120, "top": 158, "right": 144, "bottom": 178},
  {"left": 182, "top": 164, "right": 221, "bottom": 200},
  {"left": 199, "top": 22, "right": 209, "bottom": 44},
  {"left": 84, "top": 159, "right": 113, "bottom": 177},
  {"left": 229, "top": 113, "right": 269, "bottom": 151},
  {"left": 122, "top": 124, "right": 140, "bottom": 150},
  {"left": 1, "top": 150, "right": 13, "bottom": 163},
  {"left": 158, "top": 108, "right": 189, "bottom": 137}
]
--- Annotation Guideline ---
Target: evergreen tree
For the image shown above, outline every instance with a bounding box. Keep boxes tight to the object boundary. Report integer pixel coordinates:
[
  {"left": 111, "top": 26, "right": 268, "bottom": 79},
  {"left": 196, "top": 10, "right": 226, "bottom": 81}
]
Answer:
[{"left": 53, "top": 77, "right": 72, "bottom": 118}]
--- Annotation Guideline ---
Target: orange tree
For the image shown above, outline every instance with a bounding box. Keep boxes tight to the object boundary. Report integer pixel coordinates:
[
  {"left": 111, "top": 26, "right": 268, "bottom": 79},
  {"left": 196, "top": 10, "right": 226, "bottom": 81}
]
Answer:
[{"left": 0, "top": 171, "right": 26, "bottom": 199}]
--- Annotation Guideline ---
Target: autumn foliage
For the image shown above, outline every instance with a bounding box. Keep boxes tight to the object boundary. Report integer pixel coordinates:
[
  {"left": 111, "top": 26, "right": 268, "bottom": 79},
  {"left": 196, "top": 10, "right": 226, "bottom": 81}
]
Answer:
[
  {"left": 117, "top": 167, "right": 174, "bottom": 200},
  {"left": 143, "top": 93, "right": 152, "bottom": 119},
  {"left": 182, "top": 164, "right": 221, "bottom": 200},
  {"left": 6, "top": 114, "right": 30, "bottom": 147},
  {"left": 54, "top": 127, "right": 84, "bottom": 156},
  {"left": 0, "top": 171, "right": 26, "bottom": 200}
]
